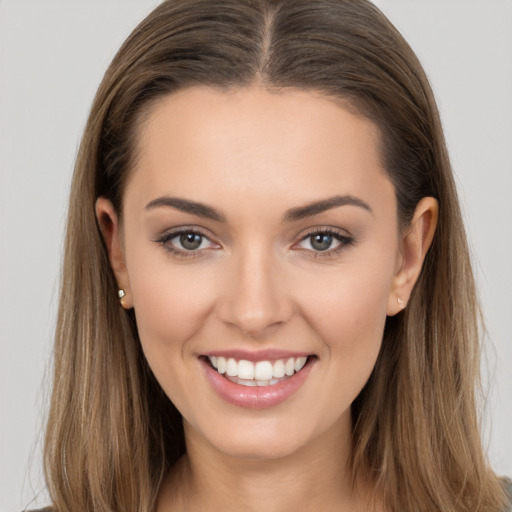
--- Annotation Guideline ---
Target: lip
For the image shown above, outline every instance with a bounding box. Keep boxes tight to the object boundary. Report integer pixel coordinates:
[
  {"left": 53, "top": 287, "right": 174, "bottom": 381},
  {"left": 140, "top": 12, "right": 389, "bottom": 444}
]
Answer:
[
  {"left": 202, "top": 349, "right": 311, "bottom": 363},
  {"left": 201, "top": 355, "right": 315, "bottom": 409}
]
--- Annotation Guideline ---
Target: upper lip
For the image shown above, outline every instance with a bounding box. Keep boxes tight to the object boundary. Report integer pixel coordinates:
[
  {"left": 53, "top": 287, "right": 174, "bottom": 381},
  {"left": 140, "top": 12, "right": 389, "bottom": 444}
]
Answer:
[{"left": 201, "top": 349, "right": 314, "bottom": 362}]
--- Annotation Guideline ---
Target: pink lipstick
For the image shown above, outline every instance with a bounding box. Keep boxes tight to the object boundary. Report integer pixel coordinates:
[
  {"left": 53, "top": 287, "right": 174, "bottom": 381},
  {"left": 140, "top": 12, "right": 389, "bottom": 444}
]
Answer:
[{"left": 201, "top": 352, "right": 315, "bottom": 409}]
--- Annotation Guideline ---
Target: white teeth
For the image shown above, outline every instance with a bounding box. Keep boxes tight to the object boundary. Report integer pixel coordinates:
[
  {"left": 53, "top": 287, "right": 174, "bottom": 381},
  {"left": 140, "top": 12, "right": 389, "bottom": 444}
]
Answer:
[
  {"left": 294, "top": 356, "right": 307, "bottom": 372},
  {"left": 273, "top": 360, "right": 285, "bottom": 378},
  {"left": 255, "top": 361, "right": 273, "bottom": 380},
  {"left": 284, "top": 358, "right": 295, "bottom": 376},
  {"left": 207, "top": 355, "right": 310, "bottom": 384},
  {"left": 217, "top": 357, "right": 226, "bottom": 374},
  {"left": 228, "top": 377, "right": 277, "bottom": 387},
  {"left": 226, "top": 358, "right": 238, "bottom": 377},
  {"left": 237, "top": 359, "right": 255, "bottom": 380}
]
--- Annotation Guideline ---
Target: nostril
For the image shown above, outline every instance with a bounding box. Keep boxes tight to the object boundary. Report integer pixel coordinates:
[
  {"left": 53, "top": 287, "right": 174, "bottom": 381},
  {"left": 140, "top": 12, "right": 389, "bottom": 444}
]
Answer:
[{"left": 217, "top": 300, "right": 295, "bottom": 338}]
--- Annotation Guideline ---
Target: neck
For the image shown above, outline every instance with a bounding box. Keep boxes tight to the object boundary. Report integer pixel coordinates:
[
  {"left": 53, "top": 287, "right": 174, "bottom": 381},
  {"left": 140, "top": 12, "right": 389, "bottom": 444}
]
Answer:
[{"left": 157, "top": 417, "right": 379, "bottom": 512}]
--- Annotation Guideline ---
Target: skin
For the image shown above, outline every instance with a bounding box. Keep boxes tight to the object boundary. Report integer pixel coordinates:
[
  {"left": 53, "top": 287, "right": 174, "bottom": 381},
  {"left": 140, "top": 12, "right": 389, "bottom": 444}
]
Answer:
[{"left": 96, "top": 86, "right": 438, "bottom": 512}]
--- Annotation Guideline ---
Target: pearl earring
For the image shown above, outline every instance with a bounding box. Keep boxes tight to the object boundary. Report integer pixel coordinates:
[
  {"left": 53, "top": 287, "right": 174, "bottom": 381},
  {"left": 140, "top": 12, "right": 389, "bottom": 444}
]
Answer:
[
  {"left": 397, "top": 297, "right": 406, "bottom": 308},
  {"left": 118, "top": 289, "right": 128, "bottom": 308}
]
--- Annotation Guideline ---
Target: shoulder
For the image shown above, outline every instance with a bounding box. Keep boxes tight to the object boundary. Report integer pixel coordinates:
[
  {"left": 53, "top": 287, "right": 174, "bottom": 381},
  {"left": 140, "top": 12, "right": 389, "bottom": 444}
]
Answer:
[
  {"left": 503, "top": 477, "right": 512, "bottom": 511},
  {"left": 18, "top": 480, "right": 512, "bottom": 512}
]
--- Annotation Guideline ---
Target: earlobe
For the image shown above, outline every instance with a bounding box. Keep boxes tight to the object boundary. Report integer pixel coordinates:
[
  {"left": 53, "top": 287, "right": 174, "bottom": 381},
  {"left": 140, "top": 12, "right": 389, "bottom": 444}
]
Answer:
[
  {"left": 387, "top": 197, "right": 438, "bottom": 316},
  {"left": 95, "top": 197, "right": 133, "bottom": 308}
]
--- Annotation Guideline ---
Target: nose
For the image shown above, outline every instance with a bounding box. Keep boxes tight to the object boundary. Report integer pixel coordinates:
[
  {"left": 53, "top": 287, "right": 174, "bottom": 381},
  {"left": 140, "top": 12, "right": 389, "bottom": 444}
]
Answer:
[{"left": 216, "top": 244, "right": 294, "bottom": 338}]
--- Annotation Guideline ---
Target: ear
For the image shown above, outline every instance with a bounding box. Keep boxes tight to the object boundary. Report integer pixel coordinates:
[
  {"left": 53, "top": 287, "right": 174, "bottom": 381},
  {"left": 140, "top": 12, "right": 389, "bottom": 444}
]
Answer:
[
  {"left": 95, "top": 197, "right": 133, "bottom": 309},
  {"left": 387, "top": 197, "right": 438, "bottom": 316}
]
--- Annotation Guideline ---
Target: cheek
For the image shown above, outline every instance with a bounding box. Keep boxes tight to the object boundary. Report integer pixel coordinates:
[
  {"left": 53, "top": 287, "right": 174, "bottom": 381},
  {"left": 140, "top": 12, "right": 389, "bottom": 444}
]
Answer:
[
  {"left": 294, "top": 253, "right": 395, "bottom": 386},
  {"left": 131, "top": 265, "right": 214, "bottom": 346},
  {"left": 127, "top": 261, "right": 223, "bottom": 424},
  {"left": 299, "top": 259, "right": 394, "bottom": 341},
  {"left": 125, "top": 232, "right": 219, "bottom": 340},
  {"left": 124, "top": 244, "right": 220, "bottom": 394}
]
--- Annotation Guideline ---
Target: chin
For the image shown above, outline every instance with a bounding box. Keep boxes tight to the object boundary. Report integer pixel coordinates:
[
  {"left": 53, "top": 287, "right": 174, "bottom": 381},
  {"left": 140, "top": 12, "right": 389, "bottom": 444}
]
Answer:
[
  {"left": 187, "top": 409, "right": 342, "bottom": 463},
  {"left": 208, "top": 429, "right": 309, "bottom": 461}
]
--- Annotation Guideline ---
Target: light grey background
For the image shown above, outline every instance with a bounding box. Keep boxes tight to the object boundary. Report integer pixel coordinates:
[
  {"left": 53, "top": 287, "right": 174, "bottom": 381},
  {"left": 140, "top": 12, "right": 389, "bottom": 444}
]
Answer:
[{"left": 1, "top": 1, "right": 511, "bottom": 510}]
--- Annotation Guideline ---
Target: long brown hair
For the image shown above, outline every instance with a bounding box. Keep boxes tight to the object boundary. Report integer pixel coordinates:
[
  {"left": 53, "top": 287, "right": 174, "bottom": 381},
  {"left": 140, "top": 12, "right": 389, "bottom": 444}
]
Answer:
[{"left": 44, "top": 1, "right": 506, "bottom": 510}]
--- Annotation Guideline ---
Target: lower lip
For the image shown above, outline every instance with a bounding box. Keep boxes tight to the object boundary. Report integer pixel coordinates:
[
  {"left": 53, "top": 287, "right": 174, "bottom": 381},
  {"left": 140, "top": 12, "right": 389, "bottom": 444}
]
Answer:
[{"left": 201, "top": 357, "right": 315, "bottom": 409}]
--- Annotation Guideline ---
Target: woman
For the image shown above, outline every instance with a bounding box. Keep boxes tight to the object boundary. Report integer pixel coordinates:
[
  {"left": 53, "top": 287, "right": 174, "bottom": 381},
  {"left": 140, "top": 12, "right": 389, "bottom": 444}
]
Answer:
[{"left": 38, "top": 0, "right": 511, "bottom": 510}]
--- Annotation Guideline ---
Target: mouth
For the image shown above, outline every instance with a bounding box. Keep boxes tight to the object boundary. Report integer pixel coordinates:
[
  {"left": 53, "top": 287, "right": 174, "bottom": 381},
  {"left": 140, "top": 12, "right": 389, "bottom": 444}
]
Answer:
[
  {"left": 206, "top": 355, "right": 310, "bottom": 387},
  {"left": 200, "top": 353, "right": 316, "bottom": 409}
]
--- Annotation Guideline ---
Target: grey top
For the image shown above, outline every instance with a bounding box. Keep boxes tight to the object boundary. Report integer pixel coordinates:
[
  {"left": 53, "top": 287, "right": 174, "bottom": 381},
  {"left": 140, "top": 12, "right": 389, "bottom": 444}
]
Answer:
[
  {"left": 504, "top": 477, "right": 512, "bottom": 511},
  {"left": 25, "top": 478, "right": 512, "bottom": 512}
]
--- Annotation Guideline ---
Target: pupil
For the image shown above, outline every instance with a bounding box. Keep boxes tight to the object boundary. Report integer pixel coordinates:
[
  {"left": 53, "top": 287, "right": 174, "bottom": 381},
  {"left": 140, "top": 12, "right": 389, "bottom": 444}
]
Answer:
[
  {"left": 180, "top": 233, "right": 202, "bottom": 250},
  {"left": 311, "top": 233, "right": 332, "bottom": 251}
]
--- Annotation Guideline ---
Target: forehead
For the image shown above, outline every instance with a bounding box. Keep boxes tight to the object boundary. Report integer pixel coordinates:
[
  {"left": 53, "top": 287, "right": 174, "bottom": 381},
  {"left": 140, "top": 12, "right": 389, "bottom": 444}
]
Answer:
[{"left": 126, "top": 86, "right": 393, "bottom": 216}]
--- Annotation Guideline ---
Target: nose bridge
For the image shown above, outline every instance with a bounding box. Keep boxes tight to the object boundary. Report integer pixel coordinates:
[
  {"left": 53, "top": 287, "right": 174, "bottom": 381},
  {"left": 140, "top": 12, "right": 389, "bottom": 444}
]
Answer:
[{"left": 218, "top": 239, "right": 292, "bottom": 336}]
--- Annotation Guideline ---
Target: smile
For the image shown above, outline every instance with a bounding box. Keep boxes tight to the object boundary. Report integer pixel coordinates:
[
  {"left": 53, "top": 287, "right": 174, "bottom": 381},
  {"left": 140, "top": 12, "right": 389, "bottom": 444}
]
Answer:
[
  {"left": 208, "top": 356, "right": 309, "bottom": 387},
  {"left": 201, "top": 353, "right": 316, "bottom": 409}
]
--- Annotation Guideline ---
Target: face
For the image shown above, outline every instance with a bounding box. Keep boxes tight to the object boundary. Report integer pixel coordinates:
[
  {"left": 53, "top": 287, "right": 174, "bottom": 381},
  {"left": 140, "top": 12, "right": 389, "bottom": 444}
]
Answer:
[{"left": 98, "top": 86, "right": 432, "bottom": 462}]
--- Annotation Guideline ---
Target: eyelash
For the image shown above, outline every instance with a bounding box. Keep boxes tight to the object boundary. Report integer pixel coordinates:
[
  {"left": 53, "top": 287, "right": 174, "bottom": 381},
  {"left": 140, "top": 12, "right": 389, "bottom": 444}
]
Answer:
[
  {"left": 155, "top": 227, "right": 354, "bottom": 260},
  {"left": 293, "top": 228, "right": 355, "bottom": 259},
  {"left": 155, "top": 228, "right": 218, "bottom": 260}
]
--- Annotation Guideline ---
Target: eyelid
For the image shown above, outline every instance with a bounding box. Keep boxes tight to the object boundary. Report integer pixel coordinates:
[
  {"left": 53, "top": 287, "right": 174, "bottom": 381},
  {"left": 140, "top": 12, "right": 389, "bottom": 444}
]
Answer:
[
  {"left": 298, "top": 225, "right": 353, "bottom": 239},
  {"left": 154, "top": 226, "right": 220, "bottom": 259},
  {"left": 292, "top": 226, "right": 355, "bottom": 257},
  {"left": 153, "top": 225, "right": 354, "bottom": 260}
]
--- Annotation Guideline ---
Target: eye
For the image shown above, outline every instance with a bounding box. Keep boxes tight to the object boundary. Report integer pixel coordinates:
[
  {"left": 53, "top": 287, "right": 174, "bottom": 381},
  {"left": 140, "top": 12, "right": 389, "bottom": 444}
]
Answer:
[
  {"left": 295, "top": 228, "right": 354, "bottom": 256},
  {"left": 155, "top": 228, "right": 219, "bottom": 258},
  {"left": 308, "top": 232, "right": 336, "bottom": 251},
  {"left": 178, "top": 232, "right": 206, "bottom": 251}
]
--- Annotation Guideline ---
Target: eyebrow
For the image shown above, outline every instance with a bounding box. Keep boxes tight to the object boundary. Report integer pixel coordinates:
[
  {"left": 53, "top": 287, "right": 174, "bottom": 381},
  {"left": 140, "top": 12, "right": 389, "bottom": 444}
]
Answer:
[
  {"left": 145, "top": 194, "right": 372, "bottom": 223},
  {"left": 282, "top": 194, "right": 373, "bottom": 222},
  {"left": 145, "top": 196, "right": 226, "bottom": 222}
]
